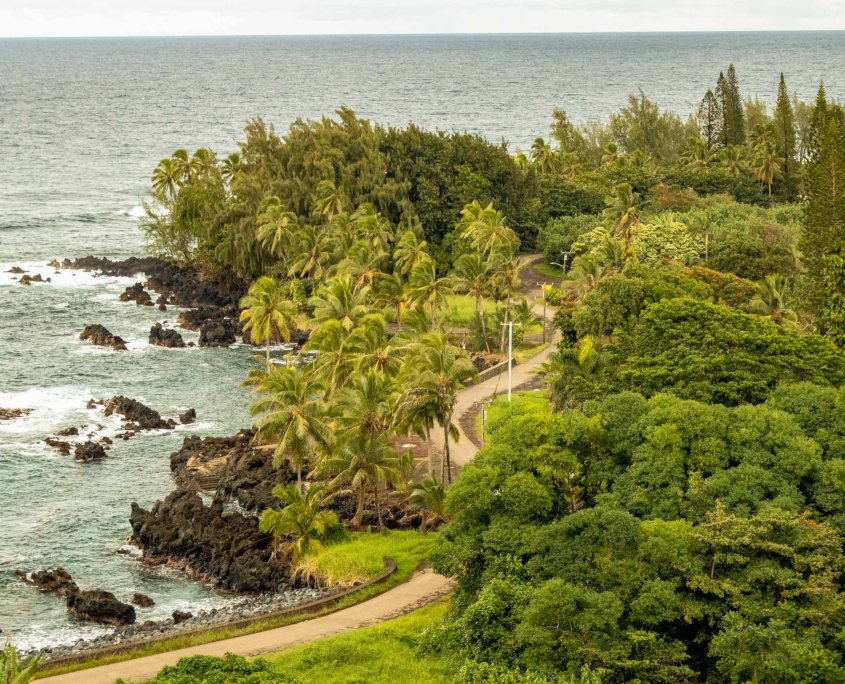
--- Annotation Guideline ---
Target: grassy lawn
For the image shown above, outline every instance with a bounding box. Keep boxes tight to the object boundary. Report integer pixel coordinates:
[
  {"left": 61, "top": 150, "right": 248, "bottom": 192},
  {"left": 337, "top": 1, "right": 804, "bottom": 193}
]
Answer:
[
  {"left": 513, "top": 341, "right": 548, "bottom": 363},
  {"left": 266, "top": 599, "right": 453, "bottom": 684},
  {"left": 532, "top": 262, "right": 565, "bottom": 280},
  {"left": 442, "top": 294, "right": 495, "bottom": 326},
  {"left": 36, "top": 531, "right": 434, "bottom": 679},
  {"left": 295, "top": 530, "right": 436, "bottom": 587}
]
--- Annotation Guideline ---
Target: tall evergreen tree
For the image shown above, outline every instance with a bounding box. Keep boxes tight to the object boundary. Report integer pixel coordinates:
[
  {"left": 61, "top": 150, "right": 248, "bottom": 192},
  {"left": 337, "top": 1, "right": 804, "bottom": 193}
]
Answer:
[
  {"left": 807, "top": 83, "right": 830, "bottom": 164},
  {"left": 774, "top": 73, "right": 797, "bottom": 178},
  {"left": 725, "top": 64, "right": 746, "bottom": 146},
  {"left": 716, "top": 72, "right": 730, "bottom": 148},
  {"left": 697, "top": 89, "right": 721, "bottom": 149},
  {"left": 801, "top": 117, "right": 845, "bottom": 314}
]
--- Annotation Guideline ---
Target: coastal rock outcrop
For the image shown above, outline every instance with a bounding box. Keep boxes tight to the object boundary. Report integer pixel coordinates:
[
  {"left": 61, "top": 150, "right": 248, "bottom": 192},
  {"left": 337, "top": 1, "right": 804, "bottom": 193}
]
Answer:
[
  {"left": 67, "top": 590, "right": 136, "bottom": 626},
  {"left": 149, "top": 323, "right": 186, "bottom": 348},
  {"left": 172, "top": 610, "right": 192, "bottom": 624},
  {"left": 80, "top": 325, "right": 127, "bottom": 351},
  {"left": 129, "top": 490, "right": 288, "bottom": 593},
  {"left": 119, "top": 283, "right": 153, "bottom": 306},
  {"left": 104, "top": 396, "right": 176, "bottom": 431},
  {"left": 19, "top": 274, "right": 49, "bottom": 285},
  {"left": 30, "top": 567, "right": 79, "bottom": 597},
  {"left": 170, "top": 430, "right": 292, "bottom": 513},
  {"left": 74, "top": 441, "right": 108, "bottom": 462},
  {"left": 131, "top": 593, "right": 155, "bottom": 608},
  {"left": 0, "top": 408, "right": 33, "bottom": 421},
  {"left": 198, "top": 318, "right": 239, "bottom": 348},
  {"left": 7, "top": 266, "right": 26, "bottom": 274},
  {"left": 44, "top": 438, "right": 72, "bottom": 454},
  {"left": 178, "top": 408, "right": 196, "bottom": 425}
]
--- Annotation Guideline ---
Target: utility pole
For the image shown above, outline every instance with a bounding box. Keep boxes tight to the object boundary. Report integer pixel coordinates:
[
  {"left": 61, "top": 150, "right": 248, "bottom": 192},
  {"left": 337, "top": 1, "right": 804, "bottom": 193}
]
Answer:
[
  {"left": 541, "top": 283, "right": 548, "bottom": 344},
  {"left": 501, "top": 321, "right": 518, "bottom": 402}
]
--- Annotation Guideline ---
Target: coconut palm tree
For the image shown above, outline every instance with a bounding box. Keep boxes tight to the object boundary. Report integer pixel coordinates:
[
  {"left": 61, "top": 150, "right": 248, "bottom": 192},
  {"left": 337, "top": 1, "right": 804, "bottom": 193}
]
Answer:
[
  {"left": 755, "top": 142, "right": 782, "bottom": 197},
  {"left": 603, "top": 182, "right": 642, "bottom": 257},
  {"left": 221, "top": 152, "right": 242, "bottom": 185},
  {"left": 150, "top": 157, "right": 182, "bottom": 202},
  {"left": 530, "top": 137, "right": 557, "bottom": 175},
  {"left": 317, "top": 433, "right": 403, "bottom": 528},
  {"left": 720, "top": 145, "right": 747, "bottom": 175},
  {"left": 459, "top": 200, "right": 519, "bottom": 256},
  {"left": 398, "top": 332, "right": 477, "bottom": 484},
  {"left": 335, "top": 368, "right": 397, "bottom": 443},
  {"left": 257, "top": 196, "right": 297, "bottom": 261},
  {"left": 334, "top": 242, "right": 389, "bottom": 291},
  {"left": 249, "top": 362, "right": 329, "bottom": 490},
  {"left": 349, "top": 314, "right": 405, "bottom": 377},
  {"left": 538, "top": 336, "right": 608, "bottom": 411},
  {"left": 374, "top": 273, "right": 408, "bottom": 329},
  {"left": 451, "top": 252, "right": 493, "bottom": 351},
  {"left": 408, "top": 477, "right": 448, "bottom": 534},
  {"left": 259, "top": 483, "right": 338, "bottom": 563},
  {"left": 239, "top": 276, "right": 296, "bottom": 368},
  {"left": 601, "top": 142, "right": 620, "bottom": 166},
  {"left": 408, "top": 261, "right": 453, "bottom": 315},
  {"left": 352, "top": 203, "right": 393, "bottom": 251},
  {"left": 171, "top": 149, "right": 192, "bottom": 184},
  {"left": 749, "top": 274, "right": 799, "bottom": 328},
  {"left": 306, "top": 324, "right": 359, "bottom": 398},
  {"left": 393, "top": 230, "right": 431, "bottom": 276},
  {"left": 313, "top": 179, "right": 345, "bottom": 220},
  {"left": 681, "top": 137, "right": 716, "bottom": 168},
  {"left": 309, "top": 275, "right": 369, "bottom": 331},
  {"left": 288, "top": 224, "right": 332, "bottom": 280},
  {"left": 569, "top": 254, "right": 605, "bottom": 296}
]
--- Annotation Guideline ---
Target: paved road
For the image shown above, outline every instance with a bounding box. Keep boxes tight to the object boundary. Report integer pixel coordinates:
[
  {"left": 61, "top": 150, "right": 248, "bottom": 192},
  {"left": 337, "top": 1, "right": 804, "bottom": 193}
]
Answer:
[{"left": 40, "top": 259, "right": 557, "bottom": 684}]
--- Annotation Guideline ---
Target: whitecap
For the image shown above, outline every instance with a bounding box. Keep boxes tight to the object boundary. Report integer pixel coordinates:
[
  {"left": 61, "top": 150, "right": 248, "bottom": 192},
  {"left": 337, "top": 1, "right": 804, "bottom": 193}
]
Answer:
[
  {"left": 0, "top": 262, "right": 143, "bottom": 290},
  {"left": 114, "top": 206, "right": 146, "bottom": 218}
]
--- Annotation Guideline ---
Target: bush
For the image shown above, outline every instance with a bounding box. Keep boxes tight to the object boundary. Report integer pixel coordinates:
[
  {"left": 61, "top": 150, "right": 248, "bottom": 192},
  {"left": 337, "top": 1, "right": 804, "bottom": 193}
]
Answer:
[{"left": 131, "top": 653, "right": 294, "bottom": 684}]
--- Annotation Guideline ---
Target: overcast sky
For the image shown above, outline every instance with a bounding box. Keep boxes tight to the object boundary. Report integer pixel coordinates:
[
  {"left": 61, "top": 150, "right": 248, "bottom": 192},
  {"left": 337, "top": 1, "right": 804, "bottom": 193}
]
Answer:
[{"left": 2, "top": 0, "right": 844, "bottom": 38}]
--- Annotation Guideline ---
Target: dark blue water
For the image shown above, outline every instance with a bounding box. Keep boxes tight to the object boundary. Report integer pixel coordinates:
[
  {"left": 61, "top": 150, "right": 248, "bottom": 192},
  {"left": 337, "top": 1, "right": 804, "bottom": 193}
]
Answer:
[{"left": 1, "top": 32, "right": 843, "bottom": 649}]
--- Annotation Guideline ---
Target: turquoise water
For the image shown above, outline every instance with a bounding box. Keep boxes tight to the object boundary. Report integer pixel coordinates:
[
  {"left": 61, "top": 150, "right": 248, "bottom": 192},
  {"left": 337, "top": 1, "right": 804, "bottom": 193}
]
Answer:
[{"left": 1, "top": 32, "right": 844, "bottom": 649}]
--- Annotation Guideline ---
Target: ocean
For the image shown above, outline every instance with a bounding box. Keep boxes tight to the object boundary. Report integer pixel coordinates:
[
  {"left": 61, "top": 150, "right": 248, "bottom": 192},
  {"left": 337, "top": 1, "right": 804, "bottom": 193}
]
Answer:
[{"left": 1, "top": 32, "right": 843, "bottom": 650}]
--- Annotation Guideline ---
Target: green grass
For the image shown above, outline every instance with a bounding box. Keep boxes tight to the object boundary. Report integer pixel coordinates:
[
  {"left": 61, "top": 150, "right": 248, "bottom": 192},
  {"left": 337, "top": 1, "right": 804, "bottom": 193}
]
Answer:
[
  {"left": 295, "top": 530, "right": 436, "bottom": 587},
  {"left": 477, "top": 392, "right": 551, "bottom": 443},
  {"left": 36, "top": 531, "right": 434, "bottom": 679},
  {"left": 513, "top": 341, "right": 548, "bottom": 364},
  {"left": 442, "top": 295, "right": 495, "bottom": 326},
  {"left": 532, "top": 262, "right": 564, "bottom": 279},
  {"left": 266, "top": 599, "right": 454, "bottom": 684}
]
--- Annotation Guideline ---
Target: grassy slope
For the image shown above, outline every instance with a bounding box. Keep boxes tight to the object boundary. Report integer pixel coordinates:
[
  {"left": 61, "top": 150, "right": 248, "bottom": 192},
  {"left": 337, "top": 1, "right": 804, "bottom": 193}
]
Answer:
[{"left": 266, "top": 599, "right": 453, "bottom": 684}]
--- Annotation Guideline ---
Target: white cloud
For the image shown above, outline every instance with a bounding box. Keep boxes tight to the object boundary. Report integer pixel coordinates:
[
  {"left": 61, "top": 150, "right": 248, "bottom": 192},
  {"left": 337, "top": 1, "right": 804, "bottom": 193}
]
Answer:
[{"left": 1, "top": 0, "right": 843, "bottom": 37}]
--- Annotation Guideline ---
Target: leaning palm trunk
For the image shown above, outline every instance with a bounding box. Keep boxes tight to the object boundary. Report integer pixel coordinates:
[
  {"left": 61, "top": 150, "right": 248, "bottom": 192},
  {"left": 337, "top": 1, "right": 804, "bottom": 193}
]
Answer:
[
  {"left": 373, "top": 482, "right": 384, "bottom": 528},
  {"left": 353, "top": 484, "right": 365, "bottom": 527},
  {"left": 442, "top": 412, "right": 453, "bottom": 485},
  {"left": 477, "top": 295, "right": 490, "bottom": 353},
  {"left": 426, "top": 425, "right": 434, "bottom": 478}
]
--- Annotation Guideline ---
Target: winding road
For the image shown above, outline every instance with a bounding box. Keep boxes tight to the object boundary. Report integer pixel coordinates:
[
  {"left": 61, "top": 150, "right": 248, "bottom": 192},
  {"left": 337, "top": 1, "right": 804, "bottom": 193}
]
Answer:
[{"left": 40, "top": 262, "right": 558, "bottom": 684}]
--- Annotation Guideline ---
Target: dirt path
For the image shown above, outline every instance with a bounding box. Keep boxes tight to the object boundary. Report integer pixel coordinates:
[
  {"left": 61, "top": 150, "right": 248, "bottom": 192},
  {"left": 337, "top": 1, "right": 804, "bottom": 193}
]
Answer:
[{"left": 39, "top": 256, "right": 557, "bottom": 684}]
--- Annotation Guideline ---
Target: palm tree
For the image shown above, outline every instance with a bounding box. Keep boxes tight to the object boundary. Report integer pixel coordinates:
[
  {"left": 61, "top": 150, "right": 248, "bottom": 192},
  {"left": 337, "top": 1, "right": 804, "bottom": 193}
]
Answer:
[
  {"left": 334, "top": 242, "right": 388, "bottom": 291},
  {"left": 603, "top": 182, "right": 642, "bottom": 257},
  {"left": 601, "top": 142, "right": 620, "bottom": 166},
  {"left": 538, "top": 336, "right": 608, "bottom": 411},
  {"left": 451, "top": 252, "right": 493, "bottom": 351},
  {"left": 349, "top": 314, "right": 405, "bottom": 377},
  {"left": 288, "top": 224, "right": 332, "bottom": 280},
  {"left": 397, "top": 332, "right": 477, "bottom": 484},
  {"left": 309, "top": 275, "right": 369, "bottom": 331},
  {"left": 459, "top": 200, "right": 519, "bottom": 257},
  {"left": 408, "top": 477, "right": 448, "bottom": 534},
  {"left": 150, "top": 157, "right": 182, "bottom": 202},
  {"left": 512, "top": 150, "right": 529, "bottom": 170},
  {"left": 755, "top": 142, "right": 782, "bottom": 197},
  {"left": 569, "top": 255, "right": 605, "bottom": 295},
  {"left": 393, "top": 230, "right": 431, "bottom": 276},
  {"left": 249, "top": 362, "right": 329, "bottom": 490},
  {"left": 313, "top": 179, "right": 345, "bottom": 220},
  {"left": 720, "top": 145, "right": 747, "bottom": 175},
  {"left": 374, "top": 273, "right": 408, "bottom": 329},
  {"left": 749, "top": 274, "right": 799, "bottom": 328},
  {"left": 335, "top": 368, "right": 397, "bottom": 442},
  {"left": 318, "top": 433, "right": 403, "bottom": 528},
  {"left": 305, "top": 320, "right": 358, "bottom": 396},
  {"left": 259, "top": 483, "right": 338, "bottom": 563},
  {"left": 239, "top": 276, "right": 295, "bottom": 367},
  {"left": 408, "top": 261, "right": 453, "bottom": 315},
  {"left": 257, "top": 196, "right": 297, "bottom": 261},
  {"left": 171, "top": 149, "right": 192, "bottom": 184},
  {"left": 681, "top": 137, "right": 715, "bottom": 168},
  {"left": 221, "top": 152, "right": 242, "bottom": 185},
  {"left": 530, "top": 137, "right": 557, "bottom": 174},
  {"left": 352, "top": 203, "right": 393, "bottom": 251}
]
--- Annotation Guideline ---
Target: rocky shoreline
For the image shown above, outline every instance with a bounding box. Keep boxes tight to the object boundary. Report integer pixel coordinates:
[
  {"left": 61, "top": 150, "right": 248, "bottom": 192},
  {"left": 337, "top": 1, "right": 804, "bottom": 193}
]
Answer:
[{"left": 19, "top": 584, "right": 339, "bottom": 661}]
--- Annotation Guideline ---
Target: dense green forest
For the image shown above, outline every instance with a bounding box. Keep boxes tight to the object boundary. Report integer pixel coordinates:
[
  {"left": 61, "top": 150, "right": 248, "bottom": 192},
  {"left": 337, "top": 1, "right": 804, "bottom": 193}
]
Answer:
[{"left": 124, "top": 65, "right": 845, "bottom": 684}]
